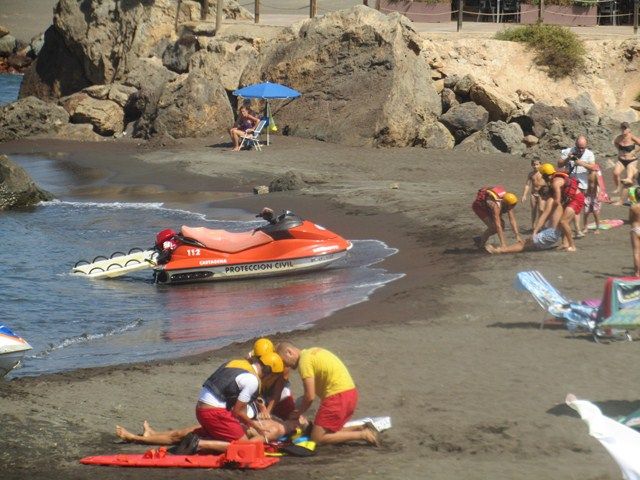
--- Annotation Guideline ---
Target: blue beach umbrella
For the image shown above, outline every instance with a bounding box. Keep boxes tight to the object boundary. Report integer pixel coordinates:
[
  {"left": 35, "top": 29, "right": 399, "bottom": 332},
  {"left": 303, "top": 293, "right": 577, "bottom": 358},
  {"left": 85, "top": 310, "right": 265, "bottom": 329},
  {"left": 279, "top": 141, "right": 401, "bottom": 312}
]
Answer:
[{"left": 233, "top": 82, "right": 301, "bottom": 145}]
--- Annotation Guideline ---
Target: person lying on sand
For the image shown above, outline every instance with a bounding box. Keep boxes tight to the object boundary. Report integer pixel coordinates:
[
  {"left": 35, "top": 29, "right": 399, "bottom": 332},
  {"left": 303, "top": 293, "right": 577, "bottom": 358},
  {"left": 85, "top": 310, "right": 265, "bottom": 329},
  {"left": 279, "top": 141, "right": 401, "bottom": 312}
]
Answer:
[
  {"left": 485, "top": 227, "right": 562, "bottom": 254},
  {"left": 471, "top": 185, "right": 521, "bottom": 249},
  {"left": 276, "top": 341, "right": 379, "bottom": 446}
]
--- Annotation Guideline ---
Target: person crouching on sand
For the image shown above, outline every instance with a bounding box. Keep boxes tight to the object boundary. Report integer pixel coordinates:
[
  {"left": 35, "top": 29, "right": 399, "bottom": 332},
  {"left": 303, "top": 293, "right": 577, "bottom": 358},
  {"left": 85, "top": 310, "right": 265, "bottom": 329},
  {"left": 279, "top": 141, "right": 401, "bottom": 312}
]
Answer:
[
  {"left": 628, "top": 187, "right": 640, "bottom": 277},
  {"left": 535, "top": 163, "right": 584, "bottom": 252},
  {"left": 472, "top": 185, "right": 522, "bottom": 249},
  {"left": 276, "top": 341, "right": 379, "bottom": 446},
  {"left": 115, "top": 338, "right": 302, "bottom": 453}
]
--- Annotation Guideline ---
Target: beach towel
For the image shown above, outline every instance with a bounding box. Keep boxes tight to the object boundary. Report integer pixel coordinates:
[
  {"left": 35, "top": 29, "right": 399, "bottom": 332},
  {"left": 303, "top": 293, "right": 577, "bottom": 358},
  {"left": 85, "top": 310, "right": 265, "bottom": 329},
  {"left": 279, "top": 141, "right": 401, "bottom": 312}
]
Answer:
[
  {"left": 566, "top": 394, "right": 640, "bottom": 480},
  {"left": 587, "top": 219, "right": 624, "bottom": 230}
]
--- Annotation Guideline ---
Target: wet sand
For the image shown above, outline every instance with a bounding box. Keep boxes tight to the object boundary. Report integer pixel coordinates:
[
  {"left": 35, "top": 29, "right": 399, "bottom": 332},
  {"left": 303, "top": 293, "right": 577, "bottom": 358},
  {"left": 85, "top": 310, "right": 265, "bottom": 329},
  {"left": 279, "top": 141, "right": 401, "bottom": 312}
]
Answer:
[{"left": 1, "top": 135, "right": 639, "bottom": 480}]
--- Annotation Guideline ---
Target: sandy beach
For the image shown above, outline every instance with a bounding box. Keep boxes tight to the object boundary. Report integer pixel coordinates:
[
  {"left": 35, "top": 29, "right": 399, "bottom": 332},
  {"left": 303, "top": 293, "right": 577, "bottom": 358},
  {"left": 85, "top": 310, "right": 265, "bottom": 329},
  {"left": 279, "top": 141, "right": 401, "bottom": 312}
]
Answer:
[{"left": 1, "top": 133, "right": 639, "bottom": 480}]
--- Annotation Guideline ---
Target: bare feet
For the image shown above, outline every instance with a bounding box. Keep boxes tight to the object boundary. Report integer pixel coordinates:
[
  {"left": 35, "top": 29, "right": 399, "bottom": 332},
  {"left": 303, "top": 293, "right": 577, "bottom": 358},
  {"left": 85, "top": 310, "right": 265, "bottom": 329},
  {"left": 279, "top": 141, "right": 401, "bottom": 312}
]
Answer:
[
  {"left": 115, "top": 425, "right": 138, "bottom": 442},
  {"left": 566, "top": 246, "right": 577, "bottom": 252},
  {"left": 143, "top": 420, "right": 155, "bottom": 438},
  {"left": 593, "top": 229, "right": 600, "bottom": 235},
  {"left": 484, "top": 244, "right": 497, "bottom": 254}
]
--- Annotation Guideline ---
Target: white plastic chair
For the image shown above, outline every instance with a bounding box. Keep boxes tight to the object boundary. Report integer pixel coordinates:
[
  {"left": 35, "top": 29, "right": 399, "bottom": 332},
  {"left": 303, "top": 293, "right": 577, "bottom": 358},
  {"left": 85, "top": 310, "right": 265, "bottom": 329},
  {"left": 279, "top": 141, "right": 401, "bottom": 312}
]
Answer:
[{"left": 239, "top": 118, "right": 267, "bottom": 151}]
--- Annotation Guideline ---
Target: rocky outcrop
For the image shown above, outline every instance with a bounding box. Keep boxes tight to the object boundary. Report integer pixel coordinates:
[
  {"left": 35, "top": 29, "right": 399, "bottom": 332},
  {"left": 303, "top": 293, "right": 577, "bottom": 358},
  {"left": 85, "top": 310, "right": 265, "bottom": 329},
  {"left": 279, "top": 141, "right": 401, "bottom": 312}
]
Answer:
[
  {"left": 269, "top": 171, "right": 308, "bottom": 191},
  {"left": 19, "top": 26, "right": 90, "bottom": 99},
  {"left": 0, "top": 155, "right": 54, "bottom": 210},
  {"left": 469, "top": 82, "right": 517, "bottom": 122},
  {"left": 0, "top": 34, "right": 16, "bottom": 56},
  {"left": 0, "top": 97, "right": 69, "bottom": 143},
  {"left": 70, "top": 97, "right": 124, "bottom": 136},
  {"left": 439, "top": 102, "right": 489, "bottom": 143},
  {"left": 241, "top": 6, "right": 445, "bottom": 148},
  {"left": 150, "top": 68, "right": 233, "bottom": 138}
]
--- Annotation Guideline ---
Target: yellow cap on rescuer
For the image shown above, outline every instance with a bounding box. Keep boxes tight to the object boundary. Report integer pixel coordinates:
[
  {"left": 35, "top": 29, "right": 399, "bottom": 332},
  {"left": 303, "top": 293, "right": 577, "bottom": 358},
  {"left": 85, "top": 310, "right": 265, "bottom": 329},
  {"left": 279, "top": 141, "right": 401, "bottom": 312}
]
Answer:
[
  {"left": 252, "top": 338, "right": 274, "bottom": 357},
  {"left": 259, "top": 351, "right": 284, "bottom": 374},
  {"left": 538, "top": 163, "right": 556, "bottom": 176},
  {"left": 503, "top": 192, "right": 518, "bottom": 206}
]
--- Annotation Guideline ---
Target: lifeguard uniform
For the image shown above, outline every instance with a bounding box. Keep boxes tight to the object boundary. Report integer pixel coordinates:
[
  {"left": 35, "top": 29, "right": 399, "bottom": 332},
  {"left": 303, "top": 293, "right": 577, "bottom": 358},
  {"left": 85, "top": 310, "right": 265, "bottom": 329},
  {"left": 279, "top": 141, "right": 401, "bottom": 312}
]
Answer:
[
  {"left": 261, "top": 367, "right": 295, "bottom": 420},
  {"left": 196, "top": 359, "right": 260, "bottom": 441},
  {"left": 553, "top": 172, "right": 585, "bottom": 213},
  {"left": 472, "top": 185, "right": 508, "bottom": 220},
  {"left": 299, "top": 348, "right": 358, "bottom": 432}
]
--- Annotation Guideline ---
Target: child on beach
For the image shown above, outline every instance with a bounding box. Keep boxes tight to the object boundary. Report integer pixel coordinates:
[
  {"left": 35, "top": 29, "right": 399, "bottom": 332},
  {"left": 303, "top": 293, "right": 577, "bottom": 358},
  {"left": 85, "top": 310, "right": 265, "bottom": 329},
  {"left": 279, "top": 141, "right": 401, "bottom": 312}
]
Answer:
[
  {"left": 582, "top": 168, "right": 602, "bottom": 234},
  {"left": 521, "top": 159, "right": 547, "bottom": 229}
]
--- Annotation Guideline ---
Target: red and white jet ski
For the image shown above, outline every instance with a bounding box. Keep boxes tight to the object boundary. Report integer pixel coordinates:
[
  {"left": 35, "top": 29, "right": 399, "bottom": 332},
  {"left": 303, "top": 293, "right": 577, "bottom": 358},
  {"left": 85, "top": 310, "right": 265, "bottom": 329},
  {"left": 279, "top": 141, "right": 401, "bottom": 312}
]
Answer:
[{"left": 152, "top": 210, "right": 352, "bottom": 284}]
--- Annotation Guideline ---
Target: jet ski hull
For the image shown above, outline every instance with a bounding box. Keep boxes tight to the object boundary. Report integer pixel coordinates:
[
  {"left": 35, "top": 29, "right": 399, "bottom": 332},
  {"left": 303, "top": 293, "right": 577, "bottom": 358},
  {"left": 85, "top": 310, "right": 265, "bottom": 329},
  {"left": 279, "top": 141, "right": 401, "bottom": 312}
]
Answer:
[{"left": 154, "top": 250, "right": 348, "bottom": 285}]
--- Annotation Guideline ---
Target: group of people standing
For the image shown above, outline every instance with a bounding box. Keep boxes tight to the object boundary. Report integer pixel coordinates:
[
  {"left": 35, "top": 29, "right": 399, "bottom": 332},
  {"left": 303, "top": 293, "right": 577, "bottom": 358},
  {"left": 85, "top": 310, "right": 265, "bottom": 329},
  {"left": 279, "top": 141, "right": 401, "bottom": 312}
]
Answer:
[
  {"left": 115, "top": 338, "right": 378, "bottom": 454},
  {"left": 473, "top": 122, "right": 640, "bottom": 262}
]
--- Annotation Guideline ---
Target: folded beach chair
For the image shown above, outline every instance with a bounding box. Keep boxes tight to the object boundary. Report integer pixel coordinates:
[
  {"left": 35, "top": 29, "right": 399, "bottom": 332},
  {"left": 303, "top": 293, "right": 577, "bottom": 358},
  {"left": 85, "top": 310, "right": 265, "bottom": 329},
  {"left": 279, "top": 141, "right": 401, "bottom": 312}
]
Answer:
[
  {"left": 514, "top": 271, "right": 595, "bottom": 332},
  {"left": 239, "top": 118, "right": 267, "bottom": 151}
]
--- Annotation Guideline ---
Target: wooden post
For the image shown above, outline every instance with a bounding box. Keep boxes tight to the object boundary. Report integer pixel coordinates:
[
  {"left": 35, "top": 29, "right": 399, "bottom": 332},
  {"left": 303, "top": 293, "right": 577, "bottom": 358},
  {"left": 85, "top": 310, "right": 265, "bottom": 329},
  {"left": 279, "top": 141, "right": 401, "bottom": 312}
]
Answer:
[
  {"left": 254, "top": 0, "right": 260, "bottom": 23},
  {"left": 538, "top": 0, "right": 543, "bottom": 22},
  {"left": 457, "top": 0, "right": 463, "bottom": 31},
  {"left": 375, "top": 0, "right": 381, "bottom": 11},
  {"left": 635, "top": 0, "right": 639, "bottom": 34},
  {"left": 310, "top": 0, "right": 317, "bottom": 17},
  {"left": 215, "top": 0, "right": 223, "bottom": 35},
  {"left": 201, "top": 0, "right": 209, "bottom": 19}
]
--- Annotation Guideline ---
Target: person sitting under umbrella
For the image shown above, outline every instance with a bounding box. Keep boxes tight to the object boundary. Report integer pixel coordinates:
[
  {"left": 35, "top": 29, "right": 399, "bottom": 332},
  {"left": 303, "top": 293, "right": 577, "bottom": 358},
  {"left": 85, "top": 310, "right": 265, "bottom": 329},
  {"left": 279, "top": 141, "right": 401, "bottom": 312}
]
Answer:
[{"left": 229, "top": 105, "right": 260, "bottom": 152}]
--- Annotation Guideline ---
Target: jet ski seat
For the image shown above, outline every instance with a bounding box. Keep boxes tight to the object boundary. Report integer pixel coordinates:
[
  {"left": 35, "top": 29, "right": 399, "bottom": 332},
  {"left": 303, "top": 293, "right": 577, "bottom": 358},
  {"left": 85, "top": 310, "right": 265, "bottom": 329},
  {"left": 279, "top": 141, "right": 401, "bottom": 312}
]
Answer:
[{"left": 180, "top": 226, "right": 273, "bottom": 253}]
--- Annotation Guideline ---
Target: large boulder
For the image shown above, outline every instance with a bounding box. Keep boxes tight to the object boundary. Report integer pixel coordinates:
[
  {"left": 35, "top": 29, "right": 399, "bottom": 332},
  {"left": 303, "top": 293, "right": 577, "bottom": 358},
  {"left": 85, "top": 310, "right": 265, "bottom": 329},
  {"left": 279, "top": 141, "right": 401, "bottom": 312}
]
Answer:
[
  {"left": 0, "top": 25, "right": 9, "bottom": 37},
  {"left": 469, "top": 82, "right": 517, "bottom": 122},
  {"left": 516, "top": 102, "right": 576, "bottom": 138},
  {"left": 484, "top": 121, "right": 524, "bottom": 154},
  {"left": 0, "top": 96, "right": 69, "bottom": 142},
  {"left": 19, "top": 26, "right": 90, "bottom": 100},
  {"left": 0, "top": 155, "right": 54, "bottom": 210},
  {"left": 454, "top": 130, "right": 499, "bottom": 153},
  {"left": 70, "top": 97, "right": 124, "bottom": 136},
  {"left": 240, "top": 6, "right": 445, "bottom": 148},
  {"left": 565, "top": 92, "right": 599, "bottom": 125},
  {"left": 151, "top": 68, "right": 233, "bottom": 138},
  {"left": 188, "top": 37, "right": 260, "bottom": 91},
  {"left": 439, "top": 102, "right": 489, "bottom": 143},
  {"left": 269, "top": 171, "right": 308, "bottom": 192},
  {"left": 163, "top": 35, "right": 199, "bottom": 74}
]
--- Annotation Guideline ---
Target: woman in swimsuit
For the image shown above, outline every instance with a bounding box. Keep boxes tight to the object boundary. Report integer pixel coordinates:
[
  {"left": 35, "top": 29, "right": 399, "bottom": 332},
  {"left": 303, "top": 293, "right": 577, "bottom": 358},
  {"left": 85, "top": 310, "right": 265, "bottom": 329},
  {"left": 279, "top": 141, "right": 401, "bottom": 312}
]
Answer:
[
  {"left": 229, "top": 106, "right": 260, "bottom": 152},
  {"left": 613, "top": 122, "right": 640, "bottom": 197}
]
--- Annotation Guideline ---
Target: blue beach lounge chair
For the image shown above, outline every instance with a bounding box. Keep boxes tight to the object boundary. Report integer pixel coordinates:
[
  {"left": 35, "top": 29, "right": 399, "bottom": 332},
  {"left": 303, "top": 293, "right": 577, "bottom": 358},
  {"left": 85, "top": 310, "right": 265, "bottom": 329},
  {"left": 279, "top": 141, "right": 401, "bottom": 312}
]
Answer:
[
  {"left": 515, "top": 271, "right": 640, "bottom": 342},
  {"left": 239, "top": 118, "right": 267, "bottom": 151}
]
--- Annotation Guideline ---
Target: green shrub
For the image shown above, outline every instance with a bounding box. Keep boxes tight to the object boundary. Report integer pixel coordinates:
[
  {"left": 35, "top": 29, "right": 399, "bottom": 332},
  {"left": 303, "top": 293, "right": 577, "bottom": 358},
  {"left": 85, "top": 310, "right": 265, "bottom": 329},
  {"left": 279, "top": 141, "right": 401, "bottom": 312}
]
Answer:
[{"left": 495, "top": 24, "right": 586, "bottom": 78}]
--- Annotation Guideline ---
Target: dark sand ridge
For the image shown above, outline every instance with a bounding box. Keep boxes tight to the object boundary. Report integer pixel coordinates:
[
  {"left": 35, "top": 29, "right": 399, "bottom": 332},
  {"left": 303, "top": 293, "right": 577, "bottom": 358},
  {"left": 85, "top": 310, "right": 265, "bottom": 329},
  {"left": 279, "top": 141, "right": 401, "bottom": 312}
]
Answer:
[{"left": 1, "top": 136, "right": 638, "bottom": 480}]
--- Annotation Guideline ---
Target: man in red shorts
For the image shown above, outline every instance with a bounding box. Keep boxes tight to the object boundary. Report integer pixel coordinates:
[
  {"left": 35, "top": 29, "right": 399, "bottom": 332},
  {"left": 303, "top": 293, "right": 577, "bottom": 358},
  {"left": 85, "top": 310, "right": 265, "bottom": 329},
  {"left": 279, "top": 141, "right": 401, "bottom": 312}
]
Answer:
[
  {"left": 535, "top": 163, "right": 585, "bottom": 252},
  {"left": 195, "top": 351, "right": 287, "bottom": 444},
  {"left": 276, "top": 341, "right": 378, "bottom": 446},
  {"left": 471, "top": 185, "right": 522, "bottom": 249}
]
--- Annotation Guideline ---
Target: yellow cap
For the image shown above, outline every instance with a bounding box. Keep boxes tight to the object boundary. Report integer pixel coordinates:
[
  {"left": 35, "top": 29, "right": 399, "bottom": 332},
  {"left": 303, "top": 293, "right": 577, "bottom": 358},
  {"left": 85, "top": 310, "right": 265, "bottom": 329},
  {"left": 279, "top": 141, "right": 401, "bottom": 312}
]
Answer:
[
  {"left": 252, "top": 338, "right": 274, "bottom": 357},
  {"left": 503, "top": 192, "right": 517, "bottom": 206},
  {"left": 538, "top": 163, "right": 556, "bottom": 176},
  {"left": 259, "top": 351, "right": 284, "bottom": 374}
]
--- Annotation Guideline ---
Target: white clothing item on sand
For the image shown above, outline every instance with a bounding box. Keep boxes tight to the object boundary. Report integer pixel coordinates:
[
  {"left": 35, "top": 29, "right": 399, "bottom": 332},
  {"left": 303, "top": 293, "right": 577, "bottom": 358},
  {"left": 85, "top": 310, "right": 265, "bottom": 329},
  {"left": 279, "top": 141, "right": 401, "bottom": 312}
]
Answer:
[
  {"left": 566, "top": 393, "right": 640, "bottom": 480},
  {"left": 344, "top": 416, "right": 392, "bottom": 433}
]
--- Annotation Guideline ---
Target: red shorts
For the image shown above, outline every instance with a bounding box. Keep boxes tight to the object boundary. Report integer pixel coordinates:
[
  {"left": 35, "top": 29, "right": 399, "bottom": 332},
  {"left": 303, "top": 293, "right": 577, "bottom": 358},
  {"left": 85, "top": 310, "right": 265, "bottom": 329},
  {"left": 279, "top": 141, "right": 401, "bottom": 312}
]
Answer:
[
  {"left": 472, "top": 198, "right": 490, "bottom": 220},
  {"left": 196, "top": 407, "right": 246, "bottom": 442},
  {"left": 565, "top": 192, "right": 585, "bottom": 214},
  {"left": 314, "top": 388, "right": 358, "bottom": 433}
]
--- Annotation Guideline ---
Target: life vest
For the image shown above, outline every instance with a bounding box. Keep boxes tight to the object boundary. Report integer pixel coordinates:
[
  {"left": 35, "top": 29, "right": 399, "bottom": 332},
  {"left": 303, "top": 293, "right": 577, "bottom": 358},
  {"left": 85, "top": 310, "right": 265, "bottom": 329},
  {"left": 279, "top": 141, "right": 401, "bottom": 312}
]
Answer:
[
  {"left": 476, "top": 185, "right": 507, "bottom": 213},
  {"left": 202, "top": 359, "right": 261, "bottom": 410},
  {"left": 552, "top": 172, "right": 579, "bottom": 203}
]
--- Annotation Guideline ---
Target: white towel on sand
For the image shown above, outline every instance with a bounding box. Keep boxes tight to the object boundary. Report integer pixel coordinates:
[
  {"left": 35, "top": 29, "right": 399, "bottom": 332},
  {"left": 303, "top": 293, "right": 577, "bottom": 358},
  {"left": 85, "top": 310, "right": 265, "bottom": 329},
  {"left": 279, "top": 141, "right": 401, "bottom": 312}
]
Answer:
[{"left": 566, "top": 394, "right": 640, "bottom": 480}]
